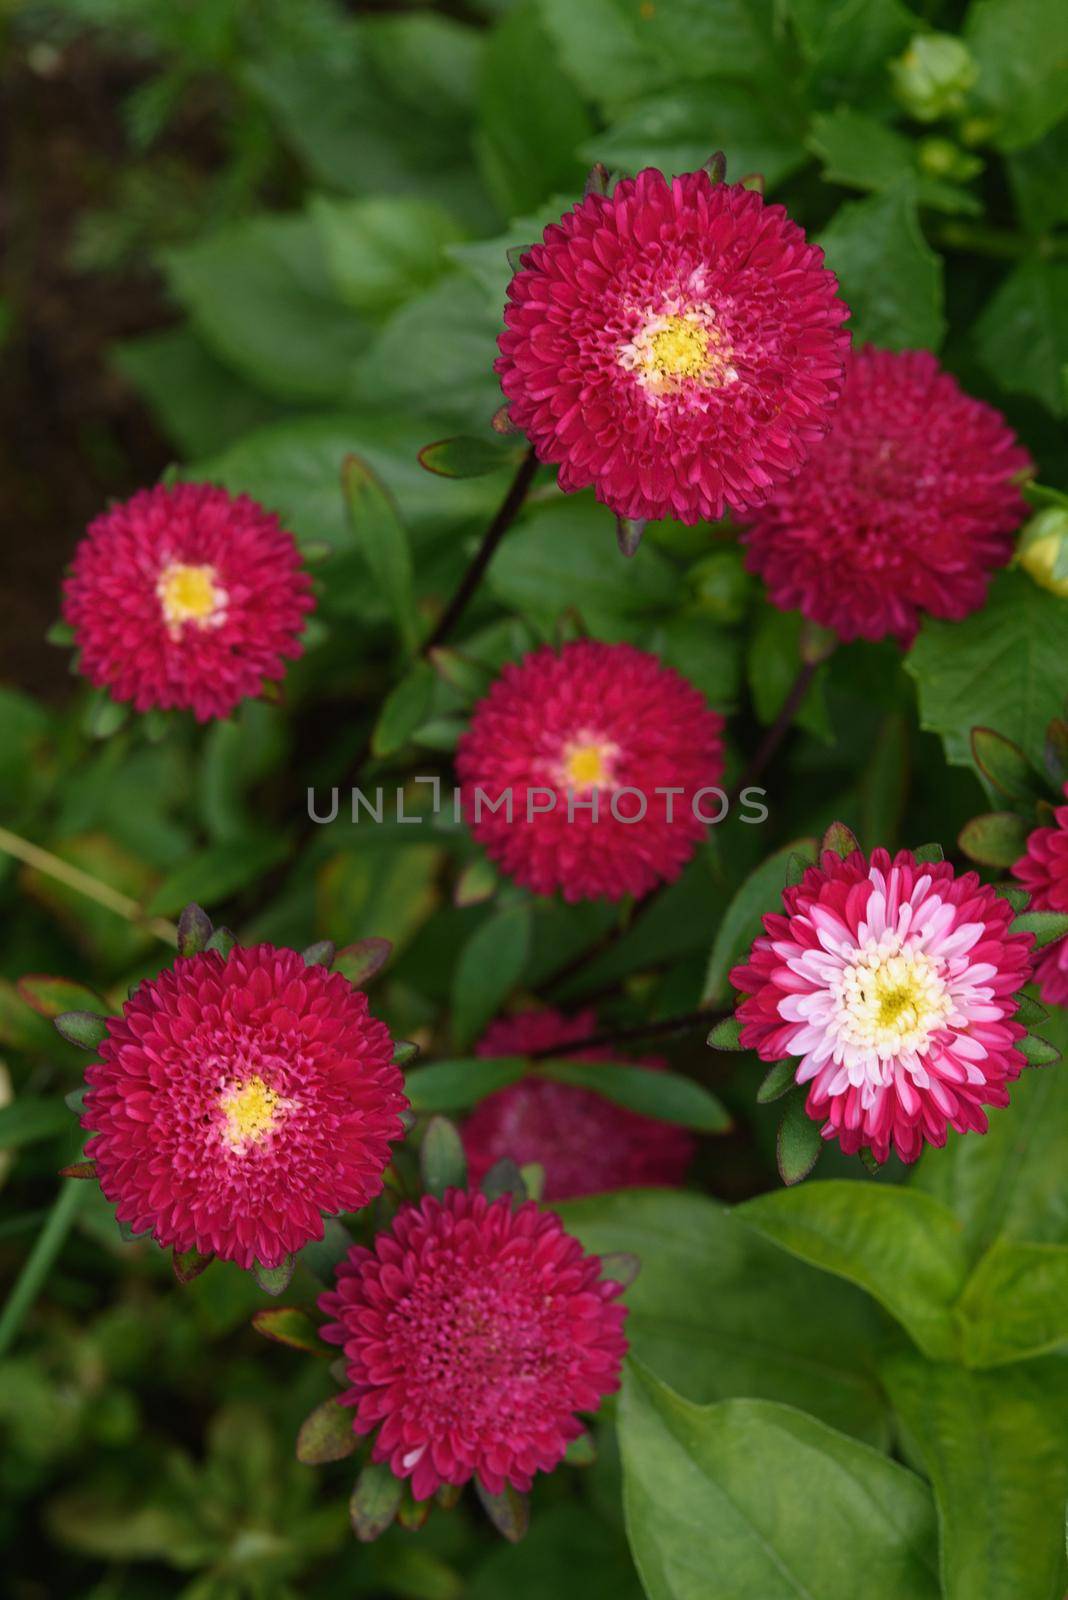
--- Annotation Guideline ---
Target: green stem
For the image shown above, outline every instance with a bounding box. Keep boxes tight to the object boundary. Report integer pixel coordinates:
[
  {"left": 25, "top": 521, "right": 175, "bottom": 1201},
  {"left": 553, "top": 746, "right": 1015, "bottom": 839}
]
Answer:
[
  {"left": 0, "top": 1177, "right": 88, "bottom": 1357},
  {"left": 0, "top": 825, "right": 177, "bottom": 947}
]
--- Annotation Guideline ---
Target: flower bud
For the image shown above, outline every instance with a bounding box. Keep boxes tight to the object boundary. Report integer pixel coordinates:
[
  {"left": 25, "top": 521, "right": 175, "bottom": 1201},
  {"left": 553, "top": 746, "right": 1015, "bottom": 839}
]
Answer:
[
  {"left": 688, "top": 549, "right": 753, "bottom": 621},
  {"left": 918, "top": 138, "right": 983, "bottom": 183},
  {"left": 890, "top": 34, "right": 978, "bottom": 123},
  {"left": 1018, "top": 508, "right": 1068, "bottom": 598}
]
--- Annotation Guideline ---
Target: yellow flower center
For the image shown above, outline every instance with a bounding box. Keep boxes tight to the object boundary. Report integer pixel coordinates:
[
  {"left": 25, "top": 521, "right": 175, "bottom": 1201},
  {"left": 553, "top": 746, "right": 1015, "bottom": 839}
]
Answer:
[
  {"left": 220, "top": 1075, "right": 282, "bottom": 1150},
  {"left": 158, "top": 562, "right": 226, "bottom": 629},
  {"left": 618, "top": 304, "right": 738, "bottom": 399},
  {"left": 559, "top": 735, "right": 620, "bottom": 791},
  {"left": 837, "top": 946, "right": 951, "bottom": 1061}
]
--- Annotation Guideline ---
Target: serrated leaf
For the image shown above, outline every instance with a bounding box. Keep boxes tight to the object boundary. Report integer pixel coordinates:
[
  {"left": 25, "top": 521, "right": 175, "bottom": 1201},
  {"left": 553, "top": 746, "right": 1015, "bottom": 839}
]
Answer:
[
  {"left": 776, "top": 1093, "right": 823, "bottom": 1186},
  {"left": 350, "top": 1460, "right": 404, "bottom": 1543},
  {"left": 420, "top": 1115, "right": 467, "bottom": 1196},
  {"left": 252, "top": 1306, "right": 327, "bottom": 1356},
  {"left": 296, "top": 1396, "right": 358, "bottom": 1463},
  {"left": 958, "top": 812, "right": 1031, "bottom": 867}
]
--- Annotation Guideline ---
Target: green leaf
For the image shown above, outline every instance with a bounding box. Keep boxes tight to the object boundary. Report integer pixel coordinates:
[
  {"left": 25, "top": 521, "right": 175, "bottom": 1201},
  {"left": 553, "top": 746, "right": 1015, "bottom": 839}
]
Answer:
[
  {"left": 757, "top": 1060, "right": 797, "bottom": 1103},
  {"left": 539, "top": 1060, "right": 731, "bottom": 1132},
  {"left": 737, "top": 1181, "right": 970, "bottom": 1361},
  {"left": 975, "top": 259, "right": 1068, "bottom": 417},
  {"left": 1016, "top": 1031, "right": 1060, "bottom": 1066},
  {"left": 702, "top": 839, "right": 817, "bottom": 1004},
  {"left": 746, "top": 606, "right": 831, "bottom": 740},
  {"left": 320, "top": 844, "right": 442, "bottom": 954},
  {"left": 253, "top": 1255, "right": 296, "bottom": 1297},
  {"left": 172, "top": 1247, "right": 213, "bottom": 1285},
  {"left": 176, "top": 903, "right": 213, "bottom": 958},
  {"left": 956, "top": 1239, "right": 1068, "bottom": 1365},
  {"left": 971, "top": 727, "right": 1049, "bottom": 805},
  {"left": 404, "top": 1056, "right": 527, "bottom": 1113},
  {"left": 371, "top": 662, "right": 436, "bottom": 758},
  {"left": 1011, "top": 910, "right": 1068, "bottom": 946},
  {"left": 427, "top": 646, "right": 494, "bottom": 703},
  {"left": 0, "top": 1097, "right": 74, "bottom": 1151},
  {"left": 350, "top": 1458, "right": 404, "bottom": 1543},
  {"left": 418, "top": 436, "right": 521, "bottom": 479},
  {"left": 162, "top": 214, "right": 370, "bottom": 403},
  {"left": 54, "top": 1011, "right": 110, "bottom": 1051},
  {"left": 475, "top": 1479, "right": 529, "bottom": 1544},
  {"left": 17, "top": 975, "right": 111, "bottom": 1020},
  {"left": 451, "top": 901, "right": 532, "bottom": 1050},
  {"left": 819, "top": 182, "right": 945, "bottom": 350},
  {"left": 775, "top": 1093, "right": 823, "bottom": 1186},
  {"left": 113, "top": 326, "right": 285, "bottom": 458},
  {"left": 561, "top": 1190, "right": 889, "bottom": 1446},
  {"left": 809, "top": 107, "right": 979, "bottom": 214},
  {"left": 311, "top": 195, "right": 464, "bottom": 316},
  {"left": 296, "top": 1396, "right": 359, "bottom": 1464},
  {"left": 490, "top": 497, "right": 681, "bottom": 628},
  {"left": 251, "top": 1306, "right": 327, "bottom": 1356},
  {"left": 958, "top": 812, "right": 1031, "bottom": 867},
  {"left": 882, "top": 1352, "right": 1068, "bottom": 1600},
  {"left": 332, "top": 937, "right": 392, "bottom": 987},
  {"left": 907, "top": 571, "right": 1068, "bottom": 770},
  {"left": 966, "top": 0, "right": 1068, "bottom": 151},
  {"left": 341, "top": 453, "right": 419, "bottom": 652},
  {"left": 476, "top": 2, "right": 593, "bottom": 217},
  {"left": 585, "top": 81, "right": 808, "bottom": 192},
  {"left": 912, "top": 842, "right": 945, "bottom": 865},
  {"left": 420, "top": 1115, "right": 468, "bottom": 1196},
  {"left": 144, "top": 837, "right": 287, "bottom": 919},
  {"left": 706, "top": 1016, "right": 744, "bottom": 1051},
  {"left": 821, "top": 820, "right": 859, "bottom": 859},
  {"left": 619, "top": 1363, "right": 940, "bottom": 1600},
  {"left": 454, "top": 855, "right": 499, "bottom": 908}
]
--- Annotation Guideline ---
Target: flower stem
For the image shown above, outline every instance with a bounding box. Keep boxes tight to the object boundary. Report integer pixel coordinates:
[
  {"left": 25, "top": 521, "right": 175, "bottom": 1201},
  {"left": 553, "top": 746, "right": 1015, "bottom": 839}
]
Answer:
[
  {"left": 0, "top": 1171, "right": 87, "bottom": 1358},
  {"left": 420, "top": 445, "right": 539, "bottom": 656},
  {"left": 727, "top": 656, "right": 819, "bottom": 803},
  {"left": 0, "top": 826, "right": 177, "bottom": 947}
]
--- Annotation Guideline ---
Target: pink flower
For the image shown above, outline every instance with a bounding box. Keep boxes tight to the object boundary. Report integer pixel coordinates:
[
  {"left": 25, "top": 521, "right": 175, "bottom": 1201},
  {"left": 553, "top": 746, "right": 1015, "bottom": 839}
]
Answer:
[
  {"left": 455, "top": 640, "right": 725, "bottom": 903},
  {"left": 496, "top": 167, "right": 850, "bottom": 525},
  {"left": 730, "top": 847, "right": 1034, "bottom": 1164},
  {"left": 1012, "top": 787, "right": 1068, "bottom": 1004},
  {"left": 63, "top": 482, "right": 314, "bottom": 721},
  {"left": 463, "top": 1009, "right": 694, "bottom": 1199},
  {"left": 82, "top": 945, "right": 407, "bottom": 1268},
  {"left": 319, "top": 1189, "right": 628, "bottom": 1500},
  {"left": 740, "top": 347, "right": 1032, "bottom": 644}
]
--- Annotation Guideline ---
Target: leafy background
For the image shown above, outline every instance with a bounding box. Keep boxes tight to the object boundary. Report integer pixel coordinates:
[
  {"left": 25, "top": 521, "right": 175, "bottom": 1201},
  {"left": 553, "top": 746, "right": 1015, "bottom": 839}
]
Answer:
[{"left": 2, "top": 0, "right": 1068, "bottom": 1597}]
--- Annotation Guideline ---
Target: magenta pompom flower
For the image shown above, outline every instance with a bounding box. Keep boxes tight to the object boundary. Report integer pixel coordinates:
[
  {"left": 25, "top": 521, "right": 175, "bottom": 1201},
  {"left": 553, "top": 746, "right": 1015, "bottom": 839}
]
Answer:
[
  {"left": 455, "top": 640, "right": 725, "bottom": 903},
  {"left": 729, "top": 846, "right": 1034, "bottom": 1164},
  {"left": 1012, "top": 786, "right": 1068, "bottom": 1004},
  {"left": 740, "top": 347, "right": 1032, "bottom": 644},
  {"left": 319, "top": 1189, "right": 627, "bottom": 1501},
  {"left": 463, "top": 1009, "right": 693, "bottom": 1199},
  {"left": 82, "top": 944, "right": 407, "bottom": 1268},
  {"left": 496, "top": 167, "right": 850, "bottom": 525},
  {"left": 63, "top": 482, "right": 314, "bottom": 721}
]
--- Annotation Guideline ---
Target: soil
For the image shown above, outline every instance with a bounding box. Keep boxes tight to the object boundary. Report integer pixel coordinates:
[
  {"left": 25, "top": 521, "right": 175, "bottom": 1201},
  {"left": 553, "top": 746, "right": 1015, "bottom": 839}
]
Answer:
[{"left": 0, "top": 37, "right": 173, "bottom": 700}]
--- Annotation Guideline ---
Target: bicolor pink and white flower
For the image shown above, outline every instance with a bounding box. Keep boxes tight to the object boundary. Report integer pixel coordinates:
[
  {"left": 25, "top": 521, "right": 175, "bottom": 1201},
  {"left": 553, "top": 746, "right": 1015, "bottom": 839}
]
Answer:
[
  {"left": 1012, "top": 784, "right": 1068, "bottom": 1004},
  {"left": 730, "top": 846, "right": 1034, "bottom": 1163},
  {"left": 319, "top": 1190, "right": 628, "bottom": 1500},
  {"left": 82, "top": 944, "right": 407, "bottom": 1267},
  {"left": 63, "top": 482, "right": 314, "bottom": 721},
  {"left": 496, "top": 167, "right": 850, "bottom": 524}
]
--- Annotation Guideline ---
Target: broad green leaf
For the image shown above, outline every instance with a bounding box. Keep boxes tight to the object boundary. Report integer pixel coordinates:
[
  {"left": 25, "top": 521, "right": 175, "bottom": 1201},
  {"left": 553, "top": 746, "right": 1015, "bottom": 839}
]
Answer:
[
  {"left": 144, "top": 838, "right": 287, "bottom": 919},
  {"left": 448, "top": 194, "right": 575, "bottom": 308},
  {"left": 489, "top": 497, "right": 682, "bottom": 627},
  {"left": 404, "top": 1056, "right": 527, "bottom": 1113},
  {"left": 644, "top": 615, "right": 743, "bottom": 714},
  {"left": 371, "top": 663, "right": 435, "bottom": 757},
  {"left": 451, "top": 901, "right": 533, "bottom": 1049},
  {"left": 956, "top": 1238, "right": 1068, "bottom": 1365},
  {"left": 958, "top": 812, "right": 1032, "bottom": 867},
  {"left": 311, "top": 195, "right": 464, "bottom": 316},
  {"left": 971, "top": 726, "right": 1048, "bottom": 804},
  {"left": 809, "top": 108, "right": 979, "bottom": 214},
  {"left": 906, "top": 571, "right": 1068, "bottom": 770},
  {"left": 975, "top": 259, "right": 1068, "bottom": 417},
  {"left": 787, "top": 0, "right": 915, "bottom": 105},
  {"left": 539, "top": 1060, "right": 731, "bottom": 1132},
  {"left": 319, "top": 843, "right": 442, "bottom": 953},
  {"left": 619, "top": 1364, "right": 939, "bottom": 1600},
  {"left": 476, "top": 2, "right": 593, "bottom": 217},
  {"left": 746, "top": 606, "right": 832, "bottom": 740},
  {"left": 341, "top": 454, "right": 419, "bottom": 652},
  {"left": 561, "top": 1191, "right": 889, "bottom": 1446},
  {"left": 882, "top": 1351, "right": 1068, "bottom": 1600},
  {"left": 702, "top": 839, "right": 817, "bottom": 1004},
  {"left": 1007, "top": 119, "right": 1068, "bottom": 232},
  {"left": 966, "top": 0, "right": 1068, "bottom": 151},
  {"left": 113, "top": 327, "right": 284, "bottom": 458},
  {"left": 0, "top": 1097, "right": 74, "bottom": 1150},
  {"left": 737, "top": 1181, "right": 970, "bottom": 1361},
  {"left": 819, "top": 183, "right": 945, "bottom": 350},
  {"left": 585, "top": 82, "right": 808, "bottom": 191},
  {"left": 162, "top": 214, "right": 370, "bottom": 403},
  {"left": 17, "top": 975, "right": 111, "bottom": 1020}
]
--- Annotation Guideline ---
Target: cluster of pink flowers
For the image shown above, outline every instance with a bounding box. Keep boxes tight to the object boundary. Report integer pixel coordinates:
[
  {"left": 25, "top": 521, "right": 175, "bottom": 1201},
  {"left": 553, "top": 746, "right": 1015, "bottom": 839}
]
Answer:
[{"left": 1012, "top": 786, "right": 1068, "bottom": 1004}]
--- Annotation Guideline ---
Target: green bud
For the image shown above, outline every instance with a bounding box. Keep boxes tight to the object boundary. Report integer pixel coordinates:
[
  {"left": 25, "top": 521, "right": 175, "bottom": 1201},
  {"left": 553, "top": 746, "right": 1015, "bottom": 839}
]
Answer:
[
  {"left": 1018, "top": 509, "right": 1068, "bottom": 598},
  {"left": 890, "top": 34, "right": 978, "bottom": 123},
  {"left": 918, "top": 138, "right": 983, "bottom": 183}
]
